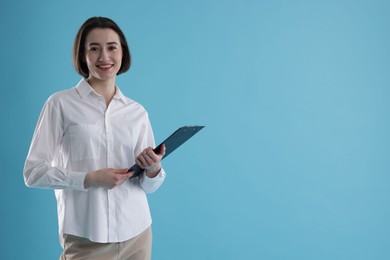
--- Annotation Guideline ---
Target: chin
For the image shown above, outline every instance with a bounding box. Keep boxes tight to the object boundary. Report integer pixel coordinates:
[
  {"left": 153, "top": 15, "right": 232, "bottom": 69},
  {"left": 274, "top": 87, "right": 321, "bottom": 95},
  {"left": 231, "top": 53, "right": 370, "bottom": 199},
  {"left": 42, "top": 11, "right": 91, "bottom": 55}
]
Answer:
[{"left": 94, "top": 73, "right": 117, "bottom": 81}]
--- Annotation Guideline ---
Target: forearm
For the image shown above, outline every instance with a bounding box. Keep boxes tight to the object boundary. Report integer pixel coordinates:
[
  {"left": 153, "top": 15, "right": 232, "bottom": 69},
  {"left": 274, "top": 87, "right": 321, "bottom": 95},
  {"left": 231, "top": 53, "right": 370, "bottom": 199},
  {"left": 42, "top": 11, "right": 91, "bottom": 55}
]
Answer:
[{"left": 24, "top": 160, "right": 87, "bottom": 191}]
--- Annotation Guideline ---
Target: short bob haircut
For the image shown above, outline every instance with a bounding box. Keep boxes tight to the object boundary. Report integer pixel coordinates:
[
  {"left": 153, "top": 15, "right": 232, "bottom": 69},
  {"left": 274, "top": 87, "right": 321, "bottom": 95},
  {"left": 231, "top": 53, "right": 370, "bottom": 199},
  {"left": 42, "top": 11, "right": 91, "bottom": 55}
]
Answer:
[{"left": 73, "top": 17, "right": 131, "bottom": 78}]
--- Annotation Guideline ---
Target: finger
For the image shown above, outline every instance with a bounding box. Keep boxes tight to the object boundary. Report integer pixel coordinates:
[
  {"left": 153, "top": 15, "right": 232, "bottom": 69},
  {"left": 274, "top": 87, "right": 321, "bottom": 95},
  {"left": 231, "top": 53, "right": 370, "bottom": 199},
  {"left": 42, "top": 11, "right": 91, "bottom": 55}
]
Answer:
[
  {"left": 118, "top": 171, "right": 132, "bottom": 180},
  {"left": 137, "top": 155, "right": 152, "bottom": 169},
  {"left": 144, "top": 152, "right": 157, "bottom": 165},
  {"left": 116, "top": 168, "right": 129, "bottom": 174},
  {"left": 122, "top": 168, "right": 132, "bottom": 175},
  {"left": 145, "top": 148, "right": 155, "bottom": 158},
  {"left": 146, "top": 147, "right": 162, "bottom": 161},
  {"left": 135, "top": 158, "right": 141, "bottom": 167},
  {"left": 159, "top": 144, "right": 166, "bottom": 157},
  {"left": 140, "top": 148, "right": 155, "bottom": 164},
  {"left": 137, "top": 154, "right": 147, "bottom": 167},
  {"left": 136, "top": 158, "right": 144, "bottom": 168},
  {"left": 154, "top": 144, "right": 166, "bottom": 156},
  {"left": 115, "top": 172, "right": 133, "bottom": 185}
]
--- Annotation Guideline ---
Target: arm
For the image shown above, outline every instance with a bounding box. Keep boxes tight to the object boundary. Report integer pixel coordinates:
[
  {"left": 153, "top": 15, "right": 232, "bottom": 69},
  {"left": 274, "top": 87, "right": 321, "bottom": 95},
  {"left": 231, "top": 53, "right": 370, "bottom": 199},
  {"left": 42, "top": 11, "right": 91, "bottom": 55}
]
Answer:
[
  {"left": 136, "top": 144, "right": 166, "bottom": 178},
  {"left": 24, "top": 98, "right": 134, "bottom": 190},
  {"left": 134, "top": 117, "right": 166, "bottom": 193},
  {"left": 136, "top": 144, "right": 166, "bottom": 193},
  {"left": 23, "top": 98, "right": 87, "bottom": 190}
]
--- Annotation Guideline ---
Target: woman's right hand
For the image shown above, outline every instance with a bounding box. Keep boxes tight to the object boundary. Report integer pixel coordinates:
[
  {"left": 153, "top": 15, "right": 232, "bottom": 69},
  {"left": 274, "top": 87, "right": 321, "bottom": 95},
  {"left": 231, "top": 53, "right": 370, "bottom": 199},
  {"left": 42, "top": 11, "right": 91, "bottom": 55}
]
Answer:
[{"left": 84, "top": 168, "right": 134, "bottom": 189}]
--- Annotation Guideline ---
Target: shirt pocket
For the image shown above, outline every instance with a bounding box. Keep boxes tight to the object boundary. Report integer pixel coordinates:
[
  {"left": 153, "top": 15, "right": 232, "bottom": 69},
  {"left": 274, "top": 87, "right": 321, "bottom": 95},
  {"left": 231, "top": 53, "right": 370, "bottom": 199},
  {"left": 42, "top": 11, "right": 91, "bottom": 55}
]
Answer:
[{"left": 68, "top": 124, "right": 102, "bottom": 161}]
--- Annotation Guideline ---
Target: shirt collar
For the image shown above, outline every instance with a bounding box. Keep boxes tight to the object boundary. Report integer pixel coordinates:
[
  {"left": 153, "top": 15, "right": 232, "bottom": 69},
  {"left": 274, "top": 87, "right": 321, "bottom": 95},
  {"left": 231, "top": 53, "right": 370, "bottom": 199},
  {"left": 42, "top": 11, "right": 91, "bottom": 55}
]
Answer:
[
  {"left": 113, "top": 86, "right": 129, "bottom": 104},
  {"left": 76, "top": 78, "right": 128, "bottom": 104}
]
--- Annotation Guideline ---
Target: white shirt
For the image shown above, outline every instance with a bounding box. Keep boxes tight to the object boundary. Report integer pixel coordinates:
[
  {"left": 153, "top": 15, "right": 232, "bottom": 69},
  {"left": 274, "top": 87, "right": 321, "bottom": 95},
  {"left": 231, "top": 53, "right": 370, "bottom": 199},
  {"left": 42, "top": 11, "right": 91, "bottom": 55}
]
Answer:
[{"left": 23, "top": 78, "right": 166, "bottom": 246}]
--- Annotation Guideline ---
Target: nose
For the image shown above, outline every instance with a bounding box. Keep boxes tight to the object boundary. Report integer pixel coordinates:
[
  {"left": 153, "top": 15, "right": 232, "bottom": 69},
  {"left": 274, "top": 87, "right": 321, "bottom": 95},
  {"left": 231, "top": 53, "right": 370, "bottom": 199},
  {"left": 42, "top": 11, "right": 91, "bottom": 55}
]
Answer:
[{"left": 99, "top": 49, "right": 109, "bottom": 61}]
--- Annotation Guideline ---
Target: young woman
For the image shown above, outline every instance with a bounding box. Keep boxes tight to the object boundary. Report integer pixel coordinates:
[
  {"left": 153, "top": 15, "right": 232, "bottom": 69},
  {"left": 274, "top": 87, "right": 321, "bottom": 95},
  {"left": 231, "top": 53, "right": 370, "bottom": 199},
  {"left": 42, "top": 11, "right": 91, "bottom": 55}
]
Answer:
[{"left": 24, "top": 17, "right": 166, "bottom": 260}]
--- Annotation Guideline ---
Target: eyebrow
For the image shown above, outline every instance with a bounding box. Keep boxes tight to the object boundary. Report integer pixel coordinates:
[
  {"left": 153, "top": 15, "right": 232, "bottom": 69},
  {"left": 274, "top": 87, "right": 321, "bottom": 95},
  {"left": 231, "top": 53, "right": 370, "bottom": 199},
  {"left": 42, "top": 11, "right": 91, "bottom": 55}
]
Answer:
[{"left": 88, "top": 42, "right": 120, "bottom": 46}]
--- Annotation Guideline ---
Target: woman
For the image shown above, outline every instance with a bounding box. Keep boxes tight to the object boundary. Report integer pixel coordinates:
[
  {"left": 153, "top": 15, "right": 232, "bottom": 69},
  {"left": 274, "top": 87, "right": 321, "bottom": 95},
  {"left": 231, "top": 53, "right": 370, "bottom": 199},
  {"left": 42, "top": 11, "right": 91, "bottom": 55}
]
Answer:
[{"left": 24, "top": 17, "right": 166, "bottom": 260}]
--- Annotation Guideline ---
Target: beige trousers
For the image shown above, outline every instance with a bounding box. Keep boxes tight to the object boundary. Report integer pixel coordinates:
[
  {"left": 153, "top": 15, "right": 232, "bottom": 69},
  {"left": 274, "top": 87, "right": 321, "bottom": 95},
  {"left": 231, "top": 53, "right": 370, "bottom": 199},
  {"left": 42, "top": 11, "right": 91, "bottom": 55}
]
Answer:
[{"left": 60, "top": 226, "right": 152, "bottom": 260}]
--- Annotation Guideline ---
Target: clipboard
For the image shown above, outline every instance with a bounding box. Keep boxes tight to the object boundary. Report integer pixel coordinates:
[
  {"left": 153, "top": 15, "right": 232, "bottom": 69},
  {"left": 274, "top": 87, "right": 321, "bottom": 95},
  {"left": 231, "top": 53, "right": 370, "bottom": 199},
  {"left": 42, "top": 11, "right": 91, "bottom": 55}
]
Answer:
[{"left": 129, "top": 125, "right": 205, "bottom": 178}]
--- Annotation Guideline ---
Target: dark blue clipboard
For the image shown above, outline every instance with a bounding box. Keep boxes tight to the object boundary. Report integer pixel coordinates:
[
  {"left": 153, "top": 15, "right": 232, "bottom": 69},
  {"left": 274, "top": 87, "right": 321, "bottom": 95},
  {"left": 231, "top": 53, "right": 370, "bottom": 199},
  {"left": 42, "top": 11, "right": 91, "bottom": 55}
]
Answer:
[{"left": 128, "top": 125, "right": 205, "bottom": 178}]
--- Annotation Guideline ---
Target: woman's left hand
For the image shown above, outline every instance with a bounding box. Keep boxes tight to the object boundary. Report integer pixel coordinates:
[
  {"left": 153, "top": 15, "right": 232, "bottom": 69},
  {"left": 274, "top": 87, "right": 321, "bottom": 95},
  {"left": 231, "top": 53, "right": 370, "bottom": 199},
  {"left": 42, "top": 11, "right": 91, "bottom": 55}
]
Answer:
[{"left": 136, "top": 144, "right": 166, "bottom": 178}]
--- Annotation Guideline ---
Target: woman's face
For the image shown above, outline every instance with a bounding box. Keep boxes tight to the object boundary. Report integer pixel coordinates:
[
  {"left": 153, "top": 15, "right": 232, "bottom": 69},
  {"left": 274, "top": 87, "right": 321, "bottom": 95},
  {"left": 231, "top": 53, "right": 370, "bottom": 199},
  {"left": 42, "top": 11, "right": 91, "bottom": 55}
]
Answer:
[{"left": 84, "top": 28, "right": 122, "bottom": 83}]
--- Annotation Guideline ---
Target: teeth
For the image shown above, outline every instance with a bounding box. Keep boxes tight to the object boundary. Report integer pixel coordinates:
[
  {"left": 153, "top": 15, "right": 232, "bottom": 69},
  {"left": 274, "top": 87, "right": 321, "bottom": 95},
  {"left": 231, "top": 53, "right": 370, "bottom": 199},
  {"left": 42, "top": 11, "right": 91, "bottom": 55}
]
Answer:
[{"left": 98, "top": 65, "right": 112, "bottom": 68}]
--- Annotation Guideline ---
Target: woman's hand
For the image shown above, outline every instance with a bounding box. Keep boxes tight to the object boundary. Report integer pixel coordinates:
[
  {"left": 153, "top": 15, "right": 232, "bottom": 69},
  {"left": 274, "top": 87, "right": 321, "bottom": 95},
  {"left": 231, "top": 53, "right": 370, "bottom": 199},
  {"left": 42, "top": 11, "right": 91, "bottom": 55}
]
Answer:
[
  {"left": 136, "top": 144, "right": 166, "bottom": 178},
  {"left": 84, "top": 168, "right": 133, "bottom": 189}
]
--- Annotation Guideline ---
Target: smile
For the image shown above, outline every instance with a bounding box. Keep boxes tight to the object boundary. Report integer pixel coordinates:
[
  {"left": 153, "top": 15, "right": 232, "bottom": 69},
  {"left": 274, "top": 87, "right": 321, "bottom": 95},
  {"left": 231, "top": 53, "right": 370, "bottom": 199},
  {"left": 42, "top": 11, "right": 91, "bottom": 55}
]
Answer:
[{"left": 97, "top": 64, "right": 113, "bottom": 69}]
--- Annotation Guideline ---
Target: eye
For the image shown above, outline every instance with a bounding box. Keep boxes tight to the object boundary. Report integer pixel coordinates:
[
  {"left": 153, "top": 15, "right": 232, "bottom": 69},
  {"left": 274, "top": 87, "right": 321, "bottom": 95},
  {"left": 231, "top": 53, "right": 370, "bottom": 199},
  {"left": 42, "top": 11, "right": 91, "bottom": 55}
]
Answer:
[
  {"left": 89, "top": 47, "right": 99, "bottom": 52},
  {"left": 108, "top": 46, "right": 117, "bottom": 51}
]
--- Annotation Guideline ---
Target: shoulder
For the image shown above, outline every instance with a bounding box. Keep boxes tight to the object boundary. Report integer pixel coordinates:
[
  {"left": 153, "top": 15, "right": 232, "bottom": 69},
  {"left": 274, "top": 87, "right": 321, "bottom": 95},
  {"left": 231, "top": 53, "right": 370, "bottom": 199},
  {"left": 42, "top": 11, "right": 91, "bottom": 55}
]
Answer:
[
  {"left": 44, "top": 87, "right": 78, "bottom": 111},
  {"left": 117, "top": 87, "right": 149, "bottom": 115},
  {"left": 125, "top": 97, "right": 150, "bottom": 116},
  {"left": 118, "top": 95, "right": 152, "bottom": 125},
  {"left": 47, "top": 79, "right": 87, "bottom": 104},
  {"left": 48, "top": 88, "right": 76, "bottom": 101}
]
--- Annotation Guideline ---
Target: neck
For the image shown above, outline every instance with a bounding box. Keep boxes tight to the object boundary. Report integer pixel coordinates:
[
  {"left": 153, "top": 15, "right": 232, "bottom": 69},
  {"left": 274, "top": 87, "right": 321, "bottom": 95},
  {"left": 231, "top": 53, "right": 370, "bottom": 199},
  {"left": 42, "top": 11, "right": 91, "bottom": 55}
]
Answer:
[{"left": 87, "top": 78, "right": 116, "bottom": 107}]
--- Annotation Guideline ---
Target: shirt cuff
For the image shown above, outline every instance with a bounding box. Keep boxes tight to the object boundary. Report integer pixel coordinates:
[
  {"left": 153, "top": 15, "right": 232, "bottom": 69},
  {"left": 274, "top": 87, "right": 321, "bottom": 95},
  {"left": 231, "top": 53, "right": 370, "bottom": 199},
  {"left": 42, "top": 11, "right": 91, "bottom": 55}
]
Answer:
[
  {"left": 143, "top": 168, "right": 165, "bottom": 180},
  {"left": 67, "top": 171, "right": 88, "bottom": 191},
  {"left": 140, "top": 168, "right": 166, "bottom": 193}
]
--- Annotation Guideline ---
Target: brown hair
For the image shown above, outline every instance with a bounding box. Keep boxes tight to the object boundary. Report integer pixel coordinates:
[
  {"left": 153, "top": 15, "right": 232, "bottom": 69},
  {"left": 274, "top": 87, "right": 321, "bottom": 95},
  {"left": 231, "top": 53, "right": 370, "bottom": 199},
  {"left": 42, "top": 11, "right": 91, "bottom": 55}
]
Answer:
[{"left": 73, "top": 17, "right": 131, "bottom": 78}]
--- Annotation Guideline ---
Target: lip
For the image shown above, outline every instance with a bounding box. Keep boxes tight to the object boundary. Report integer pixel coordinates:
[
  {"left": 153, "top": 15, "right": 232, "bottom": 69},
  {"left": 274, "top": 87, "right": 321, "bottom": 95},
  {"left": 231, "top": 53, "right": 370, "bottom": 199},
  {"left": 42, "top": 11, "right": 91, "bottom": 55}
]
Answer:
[{"left": 96, "top": 64, "right": 114, "bottom": 71}]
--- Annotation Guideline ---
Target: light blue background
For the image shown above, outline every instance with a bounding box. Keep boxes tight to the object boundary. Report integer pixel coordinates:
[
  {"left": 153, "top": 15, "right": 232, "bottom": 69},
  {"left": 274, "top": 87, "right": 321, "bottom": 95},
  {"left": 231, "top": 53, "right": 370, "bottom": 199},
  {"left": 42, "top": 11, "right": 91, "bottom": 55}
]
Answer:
[{"left": 1, "top": 0, "right": 389, "bottom": 259}]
